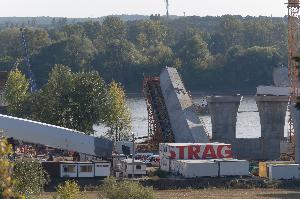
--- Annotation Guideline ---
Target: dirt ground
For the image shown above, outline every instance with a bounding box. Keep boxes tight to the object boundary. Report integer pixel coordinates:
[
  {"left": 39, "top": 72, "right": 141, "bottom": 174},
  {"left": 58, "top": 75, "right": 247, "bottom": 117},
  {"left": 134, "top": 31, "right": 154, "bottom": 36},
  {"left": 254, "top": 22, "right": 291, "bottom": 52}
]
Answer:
[{"left": 42, "top": 189, "right": 300, "bottom": 199}]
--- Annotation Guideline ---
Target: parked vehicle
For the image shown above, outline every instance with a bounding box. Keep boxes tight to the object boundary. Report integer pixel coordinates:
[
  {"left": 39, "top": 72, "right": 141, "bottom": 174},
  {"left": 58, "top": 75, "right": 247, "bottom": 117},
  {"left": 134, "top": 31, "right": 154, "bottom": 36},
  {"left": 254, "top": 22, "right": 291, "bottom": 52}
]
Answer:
[
  {"left": 144, "top": 155, "right": 160, "bottom": 167},
  {"left": 135, "top": 153, "right": 153, "bottom": 161}
]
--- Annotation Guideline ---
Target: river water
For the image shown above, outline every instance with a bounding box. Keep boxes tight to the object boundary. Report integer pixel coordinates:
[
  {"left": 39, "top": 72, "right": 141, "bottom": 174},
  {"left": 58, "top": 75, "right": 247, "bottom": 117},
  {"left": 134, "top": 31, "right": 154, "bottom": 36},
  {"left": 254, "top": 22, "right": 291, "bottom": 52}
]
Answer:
[{"left": 94, "top": 95, "right": 289, "bottom": 139}]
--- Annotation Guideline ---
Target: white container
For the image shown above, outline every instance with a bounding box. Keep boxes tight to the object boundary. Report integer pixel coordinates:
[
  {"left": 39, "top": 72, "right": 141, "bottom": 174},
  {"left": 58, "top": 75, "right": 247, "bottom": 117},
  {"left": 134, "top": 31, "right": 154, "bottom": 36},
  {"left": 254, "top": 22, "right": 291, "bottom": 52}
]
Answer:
[
  {"left": 78, "top": 162, "right": 94, "bottom": 178},
  {"left": 179, "top": 160, "right": 218, "bottom": 178},
  {"left": 121, "top": 159, "right": 147, "bottom": 177},
  {"left": 60, "top": 162, "right": 78, "bottom": 178},
  {"left": 269, "top": 164, "right": 300, "bottom": 180},
  {"left": 94, "top": 161, "right": 111, "bottom": 177},
  {"left": 216, "top": 159, "right": 249, "bottom": 176},
  {"left": 160, "top": 156, "right": 170, "bottom": 172}
]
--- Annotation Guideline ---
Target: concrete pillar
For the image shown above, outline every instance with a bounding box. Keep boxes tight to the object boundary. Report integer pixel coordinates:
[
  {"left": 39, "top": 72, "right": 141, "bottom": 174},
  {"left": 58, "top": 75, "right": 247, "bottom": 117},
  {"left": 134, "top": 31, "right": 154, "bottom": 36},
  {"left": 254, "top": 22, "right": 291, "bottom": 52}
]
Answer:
[
  {"left": 207, "top": 96, "right": 242, "bottom": 142},
  {"left": 256, "top": 96, "right": 288, "bottom": 160}
]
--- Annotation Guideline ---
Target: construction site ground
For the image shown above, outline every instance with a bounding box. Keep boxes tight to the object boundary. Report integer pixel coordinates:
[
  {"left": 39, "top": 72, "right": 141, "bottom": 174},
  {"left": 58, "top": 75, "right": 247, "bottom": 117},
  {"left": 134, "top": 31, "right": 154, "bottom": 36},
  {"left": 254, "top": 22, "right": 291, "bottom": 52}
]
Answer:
[{"left": 42, "top": 189, "right": 300, "bottom": 199}]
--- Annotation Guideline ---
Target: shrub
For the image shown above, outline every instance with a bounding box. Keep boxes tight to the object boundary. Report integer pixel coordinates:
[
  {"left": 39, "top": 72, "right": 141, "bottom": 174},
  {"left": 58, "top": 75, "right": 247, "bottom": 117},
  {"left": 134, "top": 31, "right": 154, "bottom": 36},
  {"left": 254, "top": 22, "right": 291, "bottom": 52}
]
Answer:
[
  {"left": 0, "top": 136, "right": 14, "bottom": 199},
  {"left": 98, "top": 177, "right": 154, "bottom": 199},
  {"left": 13, "top": 159, "right": 49, "bottom": 198},
  {"left": 53, "top": 180, "right": 84, "bottom": 199}
]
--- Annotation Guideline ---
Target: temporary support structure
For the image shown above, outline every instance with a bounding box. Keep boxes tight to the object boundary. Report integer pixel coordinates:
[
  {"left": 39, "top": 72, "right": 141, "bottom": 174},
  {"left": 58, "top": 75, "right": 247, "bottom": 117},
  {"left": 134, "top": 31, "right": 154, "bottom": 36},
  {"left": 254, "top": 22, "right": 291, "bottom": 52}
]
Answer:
[{"left": 143, "top": 77, "right": 174, "bottom": 149}]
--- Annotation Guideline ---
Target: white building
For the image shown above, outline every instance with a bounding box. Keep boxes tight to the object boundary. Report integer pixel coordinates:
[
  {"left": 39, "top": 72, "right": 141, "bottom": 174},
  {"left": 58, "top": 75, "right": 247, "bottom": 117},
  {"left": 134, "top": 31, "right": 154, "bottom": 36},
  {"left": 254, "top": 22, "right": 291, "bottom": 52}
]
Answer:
[
  {"left": 120, "top": 159, "right": 147, "bottom": 177},
  {"left": 59, "top": 161, "right": 111, "bottom": 178}
]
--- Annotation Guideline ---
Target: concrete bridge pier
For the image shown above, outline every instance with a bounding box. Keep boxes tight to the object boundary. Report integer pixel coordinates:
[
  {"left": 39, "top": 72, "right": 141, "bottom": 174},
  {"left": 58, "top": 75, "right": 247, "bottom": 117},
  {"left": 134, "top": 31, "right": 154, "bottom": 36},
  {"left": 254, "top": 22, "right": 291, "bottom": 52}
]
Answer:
[
  {"left": 207, "top": 96, "right": 242, "bottom": 143},
  {"left": 256, "top": 96, "right": 288, "bottom": 160}
]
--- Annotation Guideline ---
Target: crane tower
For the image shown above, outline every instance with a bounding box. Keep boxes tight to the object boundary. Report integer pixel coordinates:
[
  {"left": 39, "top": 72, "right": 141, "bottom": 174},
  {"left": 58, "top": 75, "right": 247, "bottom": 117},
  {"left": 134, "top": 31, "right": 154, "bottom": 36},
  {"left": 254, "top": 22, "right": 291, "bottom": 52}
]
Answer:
[
  {"left": 287, "top": 0, "right": 300, "bottom": 152},
  {"left": 288, "top": 0, "right": 299, "bottom": 102}
]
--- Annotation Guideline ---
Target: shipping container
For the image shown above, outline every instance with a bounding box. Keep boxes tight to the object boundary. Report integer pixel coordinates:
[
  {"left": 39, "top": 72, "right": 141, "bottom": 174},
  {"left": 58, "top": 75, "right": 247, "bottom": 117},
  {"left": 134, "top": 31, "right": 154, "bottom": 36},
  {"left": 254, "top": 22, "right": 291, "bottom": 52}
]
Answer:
[
  {"left": 178, "top": 160, "right": 219, "bottom": 178},
  {"left": 259, "top": 161, "right": 293, "bottom": 178},
  {"left": 215, "top": 159, "right": 249, "bottom": 176},
  {"left": 269, "top": 164, "right": 300, "bottom": 180},
  {"left": 159, "top": 143, "right": 232, "bottom": 160}
]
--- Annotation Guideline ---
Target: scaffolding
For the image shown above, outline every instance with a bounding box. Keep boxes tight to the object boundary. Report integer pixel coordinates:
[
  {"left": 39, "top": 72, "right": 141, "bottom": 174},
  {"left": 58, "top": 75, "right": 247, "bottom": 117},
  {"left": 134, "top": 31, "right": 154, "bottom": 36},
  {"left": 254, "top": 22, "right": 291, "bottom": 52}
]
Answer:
[{"left": 143, "top": 77, "right": 174, "bottom": 150}]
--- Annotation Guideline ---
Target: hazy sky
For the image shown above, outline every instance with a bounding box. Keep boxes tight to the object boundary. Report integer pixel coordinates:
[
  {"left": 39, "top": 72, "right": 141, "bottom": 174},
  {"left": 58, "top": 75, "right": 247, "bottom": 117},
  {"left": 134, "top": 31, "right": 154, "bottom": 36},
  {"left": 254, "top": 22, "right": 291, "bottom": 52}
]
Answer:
[{"left": 0, "top": 0, "right": 288, "bottom": 18}]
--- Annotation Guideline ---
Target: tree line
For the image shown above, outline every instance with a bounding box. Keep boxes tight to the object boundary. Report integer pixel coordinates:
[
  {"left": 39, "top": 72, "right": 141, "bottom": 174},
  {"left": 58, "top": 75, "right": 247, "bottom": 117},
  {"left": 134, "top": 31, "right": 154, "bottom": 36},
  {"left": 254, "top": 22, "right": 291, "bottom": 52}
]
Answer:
[
  {"left": 0, "top": 15, "right": 287, "bottom": 92},
  {"left": 5, "top": 65, "right": 131, "bottom": 140}
]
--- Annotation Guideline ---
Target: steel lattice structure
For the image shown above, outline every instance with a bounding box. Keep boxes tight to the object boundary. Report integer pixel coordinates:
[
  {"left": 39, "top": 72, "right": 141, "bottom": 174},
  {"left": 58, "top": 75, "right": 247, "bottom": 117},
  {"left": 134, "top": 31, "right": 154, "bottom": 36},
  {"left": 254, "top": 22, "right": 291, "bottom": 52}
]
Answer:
[
  {"left": 143, "top": 77, "right": 174, "bottom": 150},
  {"left": 286, "top": 0, "right": 300, "bottom": 156}
]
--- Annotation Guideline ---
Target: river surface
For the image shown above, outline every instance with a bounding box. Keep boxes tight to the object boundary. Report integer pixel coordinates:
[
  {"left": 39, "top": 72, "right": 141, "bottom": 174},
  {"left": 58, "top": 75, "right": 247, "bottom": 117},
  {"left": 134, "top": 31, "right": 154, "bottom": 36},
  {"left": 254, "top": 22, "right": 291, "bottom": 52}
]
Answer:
[{"left": 94, "top": 95, "right": 289, "bottom": 138}]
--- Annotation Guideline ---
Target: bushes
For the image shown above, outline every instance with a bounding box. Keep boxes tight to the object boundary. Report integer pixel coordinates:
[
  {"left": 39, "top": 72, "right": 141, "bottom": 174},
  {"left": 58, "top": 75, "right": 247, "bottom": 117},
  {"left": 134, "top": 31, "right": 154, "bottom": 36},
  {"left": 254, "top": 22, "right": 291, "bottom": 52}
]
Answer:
[
  {"left": 53, "top": 180, "right": 84, "bottom": 199},
  {"left": 98, "top": 177, "right": 154, "bottom": 199},
  {"left": 13, "top": 159, "right": 49, "bottom": 198},
  {"left": 0, "top": 136, "right": 15, "bottom": 199}
]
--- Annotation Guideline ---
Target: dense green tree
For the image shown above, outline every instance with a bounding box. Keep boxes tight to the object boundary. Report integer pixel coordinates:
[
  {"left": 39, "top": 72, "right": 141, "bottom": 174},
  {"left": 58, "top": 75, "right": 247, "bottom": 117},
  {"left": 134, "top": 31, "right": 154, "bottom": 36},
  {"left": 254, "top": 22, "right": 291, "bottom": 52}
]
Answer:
[
  {"left": 22, "top": 28, "right": 51, "bottom": 55},
  {"left": 0, "top": 15, "right": 290, "bottom": 92},
  {"left": 13, "top": 159, "right": 49, "bottom": 198},
  {"left": 101, "top": 16, "right": 126, "bottom": 42},
  {"left": 135, "top": 20, "right": 167, "bottom": 49},
  {"left": 103, "top": 81, "right": 131, "bottom": 141},
  {"left": 0, "top": 136, "right": 15, "bottom": 199},
  {"left": 31, "top": 35, "right": 96, "bottom": 86},
  {"left": 4, "top": 69, "right": 29, "bottom": 117},
  {"left": 93, "top": 39, "right": 144, "bottom": 84},
  {"left": 81, "top": 20, "right": 102, "bottom": 40},
  {"left": 0, "top": 28, "right": 23, "bottom": 58},
  {"left": 31, "top": 65, "right": 106, "bottom": 134},
  {"left": 223, "top": 46, "right": 281, "bottom": 88}
]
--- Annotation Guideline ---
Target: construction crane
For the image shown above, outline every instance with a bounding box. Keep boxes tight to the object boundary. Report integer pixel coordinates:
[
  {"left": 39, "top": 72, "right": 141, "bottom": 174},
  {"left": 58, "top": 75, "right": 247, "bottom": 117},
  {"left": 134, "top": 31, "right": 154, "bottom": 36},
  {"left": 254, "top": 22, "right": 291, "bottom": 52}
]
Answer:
[
  {"left": 165, "top": 0, "right": 169, "bottom": 18},
  {"left": 286, "top": 0, "right": 300, "bottom": 157},
  {"left": 20, "top": 28, "right": 37, "bottom": 92}
]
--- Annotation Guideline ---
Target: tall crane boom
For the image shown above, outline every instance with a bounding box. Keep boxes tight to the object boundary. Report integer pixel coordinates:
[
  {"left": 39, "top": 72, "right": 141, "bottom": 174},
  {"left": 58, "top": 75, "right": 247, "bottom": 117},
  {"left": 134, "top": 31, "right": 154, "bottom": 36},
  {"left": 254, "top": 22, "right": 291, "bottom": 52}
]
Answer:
[{"left": 20, "top": 28, "right": 37, "bottom": 92}]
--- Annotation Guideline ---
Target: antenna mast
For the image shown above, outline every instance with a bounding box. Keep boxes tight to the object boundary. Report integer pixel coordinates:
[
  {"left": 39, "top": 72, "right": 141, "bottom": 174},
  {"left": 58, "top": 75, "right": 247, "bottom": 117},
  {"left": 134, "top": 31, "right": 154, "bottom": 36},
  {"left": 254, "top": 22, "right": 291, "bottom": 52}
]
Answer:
[{"left": 165, "top": 0, "right": 169, "bottom": 18}]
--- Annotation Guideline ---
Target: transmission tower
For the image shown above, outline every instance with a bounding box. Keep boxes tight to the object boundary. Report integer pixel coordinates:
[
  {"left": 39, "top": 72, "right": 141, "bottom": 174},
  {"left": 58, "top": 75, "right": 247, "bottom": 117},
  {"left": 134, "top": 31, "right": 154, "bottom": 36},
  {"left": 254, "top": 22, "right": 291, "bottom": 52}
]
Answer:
[
  {"left": 286, "top": 0, "right": 300, "bottom": 154},
  {"left": 165, "top": 0, "right": 169, "bottom": 18}
]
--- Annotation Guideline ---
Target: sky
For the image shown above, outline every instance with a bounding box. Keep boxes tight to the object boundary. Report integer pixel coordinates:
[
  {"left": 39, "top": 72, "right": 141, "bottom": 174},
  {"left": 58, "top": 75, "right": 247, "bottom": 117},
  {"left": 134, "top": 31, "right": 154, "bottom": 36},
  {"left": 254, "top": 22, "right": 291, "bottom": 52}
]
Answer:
[{"left": 0, "top": 0, "right": 288, "bottom": 18}]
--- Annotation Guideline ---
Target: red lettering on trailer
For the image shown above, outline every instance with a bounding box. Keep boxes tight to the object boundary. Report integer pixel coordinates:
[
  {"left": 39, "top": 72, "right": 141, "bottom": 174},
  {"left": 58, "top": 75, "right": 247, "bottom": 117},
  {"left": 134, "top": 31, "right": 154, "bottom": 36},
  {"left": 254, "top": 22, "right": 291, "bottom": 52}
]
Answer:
[
  {"left": 188, "top": 145, "right": 200, "bottom": 159},
  {"left": 176, "top": 146, "right": 186, "bottom": 159},
  {"left": 202, "top": 145, "right": 217, "bottom": 159},
  {"left": 224, "top": 145, "right": 233, "bottom": 158},
  {"left": 217, "top": 145, "right": 225, "bottom": 158},
  {"left": 169, "top": 146, "right": 176, "bottom": 159}
]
